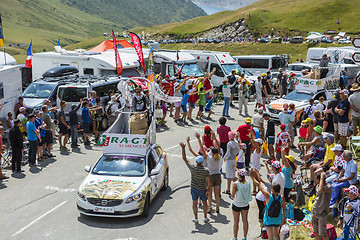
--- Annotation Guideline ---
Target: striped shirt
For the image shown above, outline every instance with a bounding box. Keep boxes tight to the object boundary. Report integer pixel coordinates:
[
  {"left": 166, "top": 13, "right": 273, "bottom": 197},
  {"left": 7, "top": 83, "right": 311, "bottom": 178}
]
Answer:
[{"left": 187, "top": 162, "right": 210, "bottom": 191}]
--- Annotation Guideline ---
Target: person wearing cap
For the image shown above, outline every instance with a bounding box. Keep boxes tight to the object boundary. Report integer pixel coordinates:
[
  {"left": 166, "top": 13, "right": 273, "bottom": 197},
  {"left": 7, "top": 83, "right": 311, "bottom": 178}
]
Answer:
[
  {"left": 252, "top": 108, "right": 264, "bottom": 135},
  {"left": 326, "top": 144, "right": 345, "bottom": 184},
  {"left": 330, "top": 150, "right": 357, "bottom": 206},
  {"left": 14, "top": 96, "right": 26, "bottom": 118},
  {"left": 34, "top": 110, "right": 46, "bottom": 161},
  {"left": 237, "top": 118, "right": 255, "bottom": 168},
  {"left": 327, "top": 90, "right": 341, "bottom": 141},
  {"left": 106, "top": 95, "right": 120, "bottom": 126},
  {"left": 312, "top": 172, "right": 332, "bottom": 240},
  {"left": 222, "top": 78, "right": 237, "bottom": 117},
  {"left": 238, "top": 78, "right": 249, "bottom": 116},
  {"left": 27, "top": 114, "right": 41, "bottom": 167},
  {"left": 255, "top": 77, "right": 263, "bottom": 109},
  {"left": 263, "top": 113, "right": 275, "bottom": 159},
  {"left": 224, "top": 131, "right": 240, "bottom": 195},
  {"left": 275, "top": 124, "right": 291, "bottom": 160},
  {"left": 287, "top": 73, "right": 297, "bottom": 93},
  {"left": 349, "top": 83, "right": 360, "bottom": 136},
  {"left": 280, "top": 146, "right": 297, "bottom": 202},
  {"left": 18, "top": 107, "right": 27, "bottom": 136},
  {"left": 298, "top": 120, "right": 308, "bottom": 150},
  {"left": 202, "top": 125, "right": 214, "bottom": 149},
  {"left": 69, "top": 99, "right": 83, "bottom": 148},
  {"left": 335, "top": 89, "right": 350, "bottom": 149},
  {"left": 248, "top": 130, "right": 263, "bottom": 195},
  {"left": 299, "top": 125, "right": 325, "bottom": 164},
  {"left": 279, "top": 103, "right": 294, "bottom": 134},
  {"left": 231, "top": 168, "right": 252, "bottom": 240},
  {"left": 9, "top": 119, "right": 24, "bottom": 173},
  {"left": 309, "top": 133, "right": 335, "bottom": 186},
  {"left": 338, "top": 185, "right": 360, "bottom": 239},
  {"left": 179, "top": 141, "right": 211, "bottom": 224}
]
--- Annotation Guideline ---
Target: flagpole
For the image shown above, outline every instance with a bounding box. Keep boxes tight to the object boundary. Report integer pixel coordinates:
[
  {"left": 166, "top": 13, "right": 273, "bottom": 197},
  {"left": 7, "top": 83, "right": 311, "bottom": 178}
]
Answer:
[
  {"left": 0, "top": 14, "right": 6, "bottom": 65},
  {"left": 3, "top": 47, "right": 6, "bottom": 65}
]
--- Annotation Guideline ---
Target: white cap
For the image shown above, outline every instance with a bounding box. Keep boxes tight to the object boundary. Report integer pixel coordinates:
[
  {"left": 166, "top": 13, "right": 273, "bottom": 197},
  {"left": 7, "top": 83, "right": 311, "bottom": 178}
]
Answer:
[
  {"left": 331, "top": 144, "right": 343, "bottom": 152},
  {"left": 254, "top": 138, "right": 263, "bottom": 144}
]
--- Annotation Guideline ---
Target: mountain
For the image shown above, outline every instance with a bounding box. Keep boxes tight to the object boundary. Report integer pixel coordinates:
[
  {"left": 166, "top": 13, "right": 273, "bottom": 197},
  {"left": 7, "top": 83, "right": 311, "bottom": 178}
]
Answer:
[
  {"left": 0, "top": 0, "right": 206, "bottom": 56},
  {"left": 133, "top": 0, "right": 360, "bottom": 37},
  {"left": 192, "top": 0, "right": 259, "bottom": 11}
]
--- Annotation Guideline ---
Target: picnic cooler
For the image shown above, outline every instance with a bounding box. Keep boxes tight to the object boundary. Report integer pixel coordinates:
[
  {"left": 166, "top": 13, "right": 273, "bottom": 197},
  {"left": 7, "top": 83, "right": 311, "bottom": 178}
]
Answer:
[{"left": 130, "top": 113, "right": 148, "bottom": 134}]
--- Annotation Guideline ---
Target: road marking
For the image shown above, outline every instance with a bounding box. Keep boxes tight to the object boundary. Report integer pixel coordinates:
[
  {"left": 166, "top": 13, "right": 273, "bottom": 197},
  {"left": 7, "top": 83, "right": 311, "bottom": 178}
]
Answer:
[
  {"left": 164, "top": 139, "right": 197, "bottom": 151},
  {"left": 12, "top": 201, "right": 68, "bottom": 237},
  {"left": 44, "top": 186, "right": 77, "bottom": 192}
]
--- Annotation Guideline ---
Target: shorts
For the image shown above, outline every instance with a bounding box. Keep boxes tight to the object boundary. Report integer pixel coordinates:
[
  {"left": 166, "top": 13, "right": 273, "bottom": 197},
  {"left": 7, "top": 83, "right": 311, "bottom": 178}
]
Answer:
[
  {"left": 38, "top": 139, "right": 44, "bottom": 146},
  {"left": 230, "top": 87, "right": 237, "bottom": 94},
  {"left": 82, "top": 122, "right": 90, "bottom": 133},
  {"left": 210, "top": 174, "right": 222, "bottom": 186},
  {"left": 174, "top": 102, "right": 181, "bottom": 108},
  {"left": 334, "top": 122, "right": 338, "bottom": 131},
  {"left": 226, "top": 159, "right": 237, "bottom": 179},
  {"left": 205, "top": 108, "right": 211, "bottom": 113},
  {"left": 353, "top": 116, "right": 360, "bottom": 129},
  {"left": 199, "top": 105, "right": 204, "bottom": 112},
  {"left": 181, "top": 104, "right": 187, "bottom": 113},
  {"left": 265, "top": 224, "right": 281, "bottom": 227},
  {"left": 312, "top": 215, "right": 327, "bottom": 237},
  {"left": 232, "top": 204, "right": 249, "bottom": 212},
  {"left": 322, "top": 165, "right": 330, "bottom": 172},
  {"left": 188, "top": 102, "right": 195, "bottom": 108},
  {"left": 267, "top": 136, "right": 275, "bottom": 145},
  {"left": 44, "top": 130, "right": 53, "bottom": 144},
  {"left": 298, "top": 137, "right": 305, "bottom": 142},
  {"left": 190, "top": 187, "right": 208, "bottom": 201},
  {"left": 338, "top": 122, "right": 349, "bottom": 136},
  {"left": 59, "top": 124, "right": 70, "bottom": 135}
]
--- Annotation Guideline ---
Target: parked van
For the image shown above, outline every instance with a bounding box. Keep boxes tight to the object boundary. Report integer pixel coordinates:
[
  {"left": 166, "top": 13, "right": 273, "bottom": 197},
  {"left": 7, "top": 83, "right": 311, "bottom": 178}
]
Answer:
[
  {"left": 22, "top": 66, "right": 79, "bottom": 113},
  {"left": 306, "top": 48, "right": 326, "bottom": 65},
  {"left": 181, "top": 50, "right": 255, "bottom": 87},
  {"left": 290, "top": 36, "right": 304, "bottom": 43},
  {"left": 233, "top": 55, "right": 286, "bottom": 76}
]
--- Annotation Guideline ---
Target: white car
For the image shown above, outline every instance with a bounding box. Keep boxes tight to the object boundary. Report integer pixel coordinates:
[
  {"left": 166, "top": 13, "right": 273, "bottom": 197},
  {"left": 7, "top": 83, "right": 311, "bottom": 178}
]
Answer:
[
  {"left": 77, "top": 143, "right": 168, "bottom": 218},
  {"left": 338, "top": 39, "right": 352, "bottom": 44}
]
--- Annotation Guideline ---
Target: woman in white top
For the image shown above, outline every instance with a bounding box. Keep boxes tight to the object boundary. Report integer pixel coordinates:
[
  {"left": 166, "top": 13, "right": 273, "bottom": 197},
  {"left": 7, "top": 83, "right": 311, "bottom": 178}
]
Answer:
[
  {"left": 224, "top": 131, "right": 240, "bottom": 194},
  {"left": 231, "top": 169, "right": 252, "bottom": 240},
  {"left": 248, "top": 131, "right": 263, "bottom": 195}
]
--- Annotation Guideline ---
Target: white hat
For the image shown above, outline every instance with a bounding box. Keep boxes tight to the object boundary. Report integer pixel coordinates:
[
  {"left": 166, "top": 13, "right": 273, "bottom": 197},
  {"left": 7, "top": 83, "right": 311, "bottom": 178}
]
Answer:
[
  {"left": 254, "top": 138, "right": 263, "bottom": 144},
  {"left": 331, "top": 144, "right": 343, "bottom": 152}
]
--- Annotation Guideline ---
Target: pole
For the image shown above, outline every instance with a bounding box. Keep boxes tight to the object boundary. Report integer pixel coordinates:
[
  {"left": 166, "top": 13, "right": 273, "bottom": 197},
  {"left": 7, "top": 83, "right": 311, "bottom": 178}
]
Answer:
[{"left": 3, "top": 47, "right": 6, "bottom": 65}]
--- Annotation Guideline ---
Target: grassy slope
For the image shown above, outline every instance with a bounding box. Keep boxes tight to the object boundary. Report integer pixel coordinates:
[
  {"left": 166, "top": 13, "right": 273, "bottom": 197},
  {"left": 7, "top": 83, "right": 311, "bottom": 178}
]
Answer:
[{"left": 132, "top": 0, "right": 360, "bottom": 36}]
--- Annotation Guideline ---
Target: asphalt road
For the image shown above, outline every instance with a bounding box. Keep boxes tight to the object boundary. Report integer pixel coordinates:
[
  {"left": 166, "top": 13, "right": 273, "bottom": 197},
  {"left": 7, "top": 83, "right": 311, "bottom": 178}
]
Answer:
[{"left": 0, "top": 101, "right": 296, "bottom": 240}]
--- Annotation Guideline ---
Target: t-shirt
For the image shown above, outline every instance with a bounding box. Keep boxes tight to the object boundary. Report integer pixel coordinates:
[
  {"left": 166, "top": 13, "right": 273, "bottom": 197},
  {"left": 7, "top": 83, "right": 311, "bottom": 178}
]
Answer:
[
  {"left": 342, "top": 160, "right": 358, "bottom": 184},
  {"left": 324, "top": 114, "right": 334, "bottom": 133},
  {"left": 327, "top": 98, "right": 341, "bottom": 123},
  {"left": 224, "top": 140, "right": 240, "bottom": 161},
  {"left": 186, "top": 162, "right": 210, "bottom": 190},
  {"left": 203, "top": 77, "right": 212, "bottom": 90},
  {"left": 206, "top": 151, "right": 222, "bottom": 175},
  {"left": 299, "top": 127, "right": 307, "bottom": 138},
  {"left": 237, "top": 124, "right": 252, "bottom": 141},
  {"left": 279, "top": 112, "right": 294, "bottom": 132},
  {"left": 282, "top": 165, "right": 294, "bottom": 189},
  {"left": 217, "top": 125, "right": 231, "bottom": 143},
  {"left": 253, "top": 113, "right": 264, "bottom": 128},
  {"left": 349, "top": 92, "right": 360, "bottom": 118},
  {"left": 205, "top": 97, "right": 214, "bottom": 110},
  {"left": 337, "top": 99, "right": 350, "bottom": 123},
  {"left": 26, "top": 121, "right": 37, "bottom": 141},
  {"left": 276, "top": 131, "right": 291, "bottom": 153},
  {"left": 181, "top": 93, "right": 190, "bottom": 106},
  {"left": 304, "top": 105, "right": 316, "bottom": 120},
  {"left": 312, "top": 184, "right": 332, "bottom": 217},
  {"left": 315, "top": 102, "right": 326, "bottom": 114},
  {"left": 198, "top": 92, "right": 206, "bottom": 106},
  {"left": 58, "top": 109, "right": 66, "bottom": 127},
  {"left": 81, "top": 107, "right": 90, "bottom": 123},
  {"left": 42, "top": 112, "right": 54, "bottom": 130},
  {"left": 324, "top": 143, "right": 336, "bottom": 166},
  {"left": 18, "top": 113, "right": 27, "bottom": 132},
  {"left": 273, "top": 172, "right": 285, "bottom": 196},
  {"left": 34, "top": 118, "right": 45, "bottom": 137},
  {"left": 266, "top": 119, "right": 275, "bottom": 137}
]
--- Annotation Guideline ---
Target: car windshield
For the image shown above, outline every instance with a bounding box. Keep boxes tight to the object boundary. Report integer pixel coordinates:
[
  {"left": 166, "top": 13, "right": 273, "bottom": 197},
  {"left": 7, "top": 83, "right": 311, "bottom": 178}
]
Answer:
[
  {"left": 282, "top": 90, "right": 313, "bottom": 101},
  {"left": 92, "top": 155, "right": 145, "bottom": 177},
  {"left": 22, "top": 83, "right": 56, "bottom": 98},
  {"left": 222, "top": 64, "right": 253, "bottom": 76},
  {"left": 181, "top": 63, "right": 204, "bottom": 77}
]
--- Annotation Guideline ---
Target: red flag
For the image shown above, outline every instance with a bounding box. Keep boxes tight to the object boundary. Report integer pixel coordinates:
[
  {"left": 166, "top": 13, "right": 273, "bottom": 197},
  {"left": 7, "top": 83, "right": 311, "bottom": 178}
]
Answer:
[
  {"left": 112, "top": 31, "right": 123, "bottom": 76},
  {"left": 176, "top": 48, "right": 179, "bottom": 61},
  {"left": 129, "top": 32, "right": 146, "bottom": 74},
  {"left": 24, "top": 40, "right": 32, "bottom": 68}
]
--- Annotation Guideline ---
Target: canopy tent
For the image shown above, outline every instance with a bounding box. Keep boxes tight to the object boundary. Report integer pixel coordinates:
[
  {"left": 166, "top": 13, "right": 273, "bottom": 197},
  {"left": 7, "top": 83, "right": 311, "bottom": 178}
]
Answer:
[
  {"left": 89, "top": 40, "right": 134, "bottom": 52},
  {"left": 306, "top": 34, "right": 323, "bottom": 41}
]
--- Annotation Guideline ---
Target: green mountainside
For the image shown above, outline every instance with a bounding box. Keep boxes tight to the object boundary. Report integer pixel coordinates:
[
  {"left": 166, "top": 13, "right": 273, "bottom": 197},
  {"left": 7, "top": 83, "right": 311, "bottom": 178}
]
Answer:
[
  {"left": 192, "top": 0, "right": 259, "bottom": 10},
  {"left": 133, "top": 0, "right": 360, "bottom": 37}
]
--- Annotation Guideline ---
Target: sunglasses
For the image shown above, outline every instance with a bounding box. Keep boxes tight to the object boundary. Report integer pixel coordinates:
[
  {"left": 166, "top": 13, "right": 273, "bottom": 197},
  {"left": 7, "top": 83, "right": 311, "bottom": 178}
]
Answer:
[{"left": 135, "top": 91, "right": 141, "bottom": 93}]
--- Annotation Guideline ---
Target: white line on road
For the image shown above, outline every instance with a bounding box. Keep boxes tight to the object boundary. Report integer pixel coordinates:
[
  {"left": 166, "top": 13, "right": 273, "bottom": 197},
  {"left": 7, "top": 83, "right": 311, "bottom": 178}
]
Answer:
[
  {"left": 164, "top": 139, "right": 196, "bottom": 151},
  {"left": 12, "top": 200, "right": 68, "bottom": 237},
  {"left": 44, "top": 186, "right": 77, "bottom": 192}
]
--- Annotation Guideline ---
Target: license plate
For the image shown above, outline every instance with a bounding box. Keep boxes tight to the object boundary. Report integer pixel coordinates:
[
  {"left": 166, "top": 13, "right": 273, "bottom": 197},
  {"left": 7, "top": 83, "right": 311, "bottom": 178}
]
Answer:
[{"left": 93, "top": 206, "right": 114, "bottom": 213}]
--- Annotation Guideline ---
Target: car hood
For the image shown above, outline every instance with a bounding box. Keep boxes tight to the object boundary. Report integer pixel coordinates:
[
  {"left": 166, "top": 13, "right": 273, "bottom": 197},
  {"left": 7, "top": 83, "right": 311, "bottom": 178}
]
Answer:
[
  {"left": 23, "top": 98, "right": 46, "bottom": 109},
  {"left": 268, "top": 99, "right": 308, "bottom": 111},
  {"left": 79, "top": 174, "right": 146, "bottom": 199}
]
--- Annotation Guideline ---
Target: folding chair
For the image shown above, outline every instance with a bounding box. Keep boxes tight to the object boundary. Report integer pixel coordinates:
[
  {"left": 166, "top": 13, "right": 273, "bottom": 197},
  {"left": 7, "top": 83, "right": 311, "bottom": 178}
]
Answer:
[{"left": 349, "top": 136, "right": 360, "bottom": 158}]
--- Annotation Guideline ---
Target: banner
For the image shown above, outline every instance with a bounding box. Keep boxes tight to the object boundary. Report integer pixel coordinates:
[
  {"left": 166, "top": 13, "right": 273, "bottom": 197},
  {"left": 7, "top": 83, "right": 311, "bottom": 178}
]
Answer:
[
  {"left": 0, "top": 14, "right": 4, "bottom": 47},
  {"left": 112, "top": 31, "right": 123, "bottom": 76},
  {"left": 24, "top": 40, "right": 32, "bottom": 68},
  {"left": 147, "top": 47, "right": 154, "bottom": 76},
  {"left": 153, "top": 82, "right": 182, "bottom": 103},
  {"left": 57, "top": 37, "right": 60, "bottom": 47},
  {"left": 99, "top": 133, "right": 147, "bottom": 155},
  {"left": 129, "top": 32, "right": 146, "bottom": 74}
]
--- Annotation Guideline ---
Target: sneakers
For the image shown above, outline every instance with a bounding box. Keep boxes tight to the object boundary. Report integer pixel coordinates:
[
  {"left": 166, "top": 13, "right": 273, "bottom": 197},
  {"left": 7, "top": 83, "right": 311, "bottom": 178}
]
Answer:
[
  {"left": 204, "top": 217, "right": 210, "bottom": 223},
  {"left": 60, "top": 146, "right": 69, "bottom": 151},
  {"left": 329, "top": 203, "right": 338, "bottom": 209},
  {"left": 192, "top": 218, "right": 199, "bottom": 224}
]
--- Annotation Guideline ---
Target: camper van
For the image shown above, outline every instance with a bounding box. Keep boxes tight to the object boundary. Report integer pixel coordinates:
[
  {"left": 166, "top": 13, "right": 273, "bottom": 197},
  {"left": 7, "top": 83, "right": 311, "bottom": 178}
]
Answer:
[
  {"left": 306, "top": 47, "right": 358, "bottom": 65},
  {"left": 181, "top": 50, "right": 255, "bottom": 87},
  {"left": 233, "top": 55, "right": 286, "bottom": 76},
  {"left": 32, "top": 46, "right": 141, "bottom": 80}
]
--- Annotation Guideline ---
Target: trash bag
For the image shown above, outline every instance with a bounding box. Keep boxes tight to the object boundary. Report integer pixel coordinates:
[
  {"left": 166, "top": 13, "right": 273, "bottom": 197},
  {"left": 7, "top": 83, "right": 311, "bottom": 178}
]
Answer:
[
  {"left": 130, "top": 113, "right": 148, "bottom": 134},
  {"left": 262, "top": 141, "right": 268, "bottom": 155},
  {"left": 280, "top": 224, "right": 290, "bottom": 239}
]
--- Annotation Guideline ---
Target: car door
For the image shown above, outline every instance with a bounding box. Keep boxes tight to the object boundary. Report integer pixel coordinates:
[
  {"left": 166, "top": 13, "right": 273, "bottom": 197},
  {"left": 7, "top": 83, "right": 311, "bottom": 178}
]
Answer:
[
  {"left": 147, "top": 150, "right": 159, "bottom": 198},
  {"left": 154, "top": 146, "right": 166, "bottom": 190}
]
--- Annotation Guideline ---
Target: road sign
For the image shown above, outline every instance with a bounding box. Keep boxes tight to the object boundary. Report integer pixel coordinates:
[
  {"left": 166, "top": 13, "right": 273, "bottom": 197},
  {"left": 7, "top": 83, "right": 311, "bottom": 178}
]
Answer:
[
  {"left": 353, "top": 38, "right": 360, "bottom": 48},
  {"left": 352, "top": 52, "right": 360, "bottom": 63}
]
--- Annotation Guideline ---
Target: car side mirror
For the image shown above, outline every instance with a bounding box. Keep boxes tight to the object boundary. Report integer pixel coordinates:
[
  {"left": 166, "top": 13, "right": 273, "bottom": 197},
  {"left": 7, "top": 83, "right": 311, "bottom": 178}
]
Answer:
[
  {"left": 84, "top": 166, "right": 91, "bottom": 173},
  {"left": 149, "top": 168, "right": 160, "bottom": 176}
]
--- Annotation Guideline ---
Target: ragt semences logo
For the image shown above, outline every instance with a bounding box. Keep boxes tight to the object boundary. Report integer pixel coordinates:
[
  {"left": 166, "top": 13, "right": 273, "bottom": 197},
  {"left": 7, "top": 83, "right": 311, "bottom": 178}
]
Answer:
[{"left": 98, "top": 135, "right": 110, "bottom": 146}]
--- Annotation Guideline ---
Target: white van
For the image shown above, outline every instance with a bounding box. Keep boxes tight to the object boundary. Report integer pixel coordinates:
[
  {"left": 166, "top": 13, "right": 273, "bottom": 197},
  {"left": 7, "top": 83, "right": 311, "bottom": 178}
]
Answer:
[
  {"left": 181, "top": 50, "right": 255, "bottom": 87},
  {"left": 233, "top": 55, "right": 286, "bottom": 76},
  {"left": 306, "top": 48, "right": 326, "bottom": 65}
]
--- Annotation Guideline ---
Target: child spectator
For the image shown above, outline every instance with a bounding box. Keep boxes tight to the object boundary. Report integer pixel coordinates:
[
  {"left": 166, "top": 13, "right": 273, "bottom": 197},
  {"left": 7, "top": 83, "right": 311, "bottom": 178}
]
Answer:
[
  {"left": 196, "top": 87, "right": 213, "bottom": 120},
  {"left": 217, "top": 117, "right": 231, "bottom": 155},
  {"left": 204, "top": 95, "right": 215, "bottom": 120},
  {"left": 202, "top": 125, "right": 214, "bottom": 149},
  {"left": 298, "top": 121, "right": 308, "bottom": 157},
  {"left": 187, "top": 84, "right": 197, "bottom": 121},
  {"left": 7, "top": 112, "right": 14, "bottom": 129},
  {"left": 237, "top": 143, "right": 246, "bottom": 169},
  {"left": 181, "top": 89, "right": 197, "bottom": 123},
  {"left": 275, "top": 124, "right": 291, "bottom": 160}
]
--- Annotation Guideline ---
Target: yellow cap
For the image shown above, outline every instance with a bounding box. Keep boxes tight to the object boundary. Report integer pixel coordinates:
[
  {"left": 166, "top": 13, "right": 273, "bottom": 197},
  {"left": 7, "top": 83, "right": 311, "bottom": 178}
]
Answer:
[
  {"left": 262, "top": 73, "right": 266, "bottom": 77},
  {"left": 305, "top": 118, "right": 312, "bottom": 123},
  {"left": 301, "top": 120, "right": 306, "bottom": 125},
  {"left": 245, "top": 117, "right": 251, "bottom": 123},
  {"left": 285, "top": 155, "right": 295, "bottom": 162}
]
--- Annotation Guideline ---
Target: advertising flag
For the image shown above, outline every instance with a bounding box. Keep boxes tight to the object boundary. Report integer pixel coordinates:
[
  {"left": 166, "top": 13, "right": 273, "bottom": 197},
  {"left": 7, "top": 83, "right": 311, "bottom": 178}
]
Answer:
[
  {"left": 57, "top": 37, "right": 60, "bottom": 46},
  {"left": 176, "top": 48, "right": 179, "bottom": 61},
  {"left": 0, "top": 15, "right": 4, "bottom": 48},
  {"left": 112, "top": 31, "right": 123, "bottom": 76},
  {"left": 24, "top": 40, "right": 32, "bottom": 68},
  {"left": 129, "top": 32, "right": 146, "bottom": 74}
]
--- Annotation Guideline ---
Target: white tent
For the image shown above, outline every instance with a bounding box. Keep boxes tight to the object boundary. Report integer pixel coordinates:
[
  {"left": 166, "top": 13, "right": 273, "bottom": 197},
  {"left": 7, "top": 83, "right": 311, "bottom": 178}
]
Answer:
[
  {"left": 306, "top": 34, "right": 323, "bottom": 42},
  {"left": 0, "top": 52, "right": 16, "bottom": 65}
]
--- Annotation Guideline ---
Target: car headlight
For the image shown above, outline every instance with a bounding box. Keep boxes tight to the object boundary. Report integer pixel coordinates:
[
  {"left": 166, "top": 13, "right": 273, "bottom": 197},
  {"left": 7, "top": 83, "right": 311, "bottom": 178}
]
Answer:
[
  {"left": 77, "top": 191, "right": 86, "bottom": 201},
  {"left": 125, "top": 193, "right": 142, "bottom": 204}
]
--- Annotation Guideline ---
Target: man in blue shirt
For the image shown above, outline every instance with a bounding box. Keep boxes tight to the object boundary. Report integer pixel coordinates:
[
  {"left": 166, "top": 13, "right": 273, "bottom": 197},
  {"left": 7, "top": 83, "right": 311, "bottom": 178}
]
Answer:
[
  {"left": 335, "top": 90, "right": 350, "bottom": 149},
  {"left": 26, "top": 114, "right": 41, "bottom": 167},
  {"left": 81, "top": 101, "right": 91, "bottom": 145}
]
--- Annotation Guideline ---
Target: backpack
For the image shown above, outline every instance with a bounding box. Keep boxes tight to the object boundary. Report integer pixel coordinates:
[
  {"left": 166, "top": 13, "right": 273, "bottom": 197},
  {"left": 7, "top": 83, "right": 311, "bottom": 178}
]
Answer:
[
  {"left": 105, "top": 102, "right": 115, "bottom": 116},
  {"left": 294, "top": 208, "right": 305, "bottom": 221},
  {"left": 268, "top": 195, "right": 282, "bottom": 218}
]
